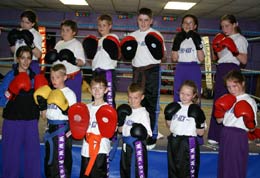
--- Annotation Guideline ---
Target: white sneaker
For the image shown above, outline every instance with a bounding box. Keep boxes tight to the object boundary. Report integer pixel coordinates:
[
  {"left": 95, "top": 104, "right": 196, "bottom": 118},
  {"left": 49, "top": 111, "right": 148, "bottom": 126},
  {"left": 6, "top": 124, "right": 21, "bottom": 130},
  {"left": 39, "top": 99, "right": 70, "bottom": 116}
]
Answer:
[
  {"left": 146, "top": 144, "right": 156, "bottom": 150},
  {"left": 157, "top": 132, "right": 164, "bottom": 139},
  {"left": 208, "top": 139, "right": 218, "bottom": 145}
]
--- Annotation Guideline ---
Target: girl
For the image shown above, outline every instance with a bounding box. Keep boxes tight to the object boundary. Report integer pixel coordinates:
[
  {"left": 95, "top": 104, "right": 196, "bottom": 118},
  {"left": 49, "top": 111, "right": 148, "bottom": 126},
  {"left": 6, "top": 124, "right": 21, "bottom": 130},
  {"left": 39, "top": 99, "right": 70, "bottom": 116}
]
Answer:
[
  {"left": 165, "top": 80, "right": 206, "bottom": 178},
  {"left": 215, "top": 70, "right": 257, "bottom": 178},
  {"left": 208, "top": 14, "right": 248, "bottom": 145},
  {"left": 172, "top": 14, "right": 205, "bottom": 103},
  {"left": 8, "top": 10, "right": 42, "bottom": 74}
]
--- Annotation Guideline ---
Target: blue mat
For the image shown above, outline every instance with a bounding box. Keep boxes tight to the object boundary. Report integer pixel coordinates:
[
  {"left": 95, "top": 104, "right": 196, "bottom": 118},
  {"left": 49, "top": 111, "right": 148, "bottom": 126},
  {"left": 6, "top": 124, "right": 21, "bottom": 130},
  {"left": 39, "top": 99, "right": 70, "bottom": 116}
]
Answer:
[{"left": 0, "top": 143, "right": 259, "bottom": 178}]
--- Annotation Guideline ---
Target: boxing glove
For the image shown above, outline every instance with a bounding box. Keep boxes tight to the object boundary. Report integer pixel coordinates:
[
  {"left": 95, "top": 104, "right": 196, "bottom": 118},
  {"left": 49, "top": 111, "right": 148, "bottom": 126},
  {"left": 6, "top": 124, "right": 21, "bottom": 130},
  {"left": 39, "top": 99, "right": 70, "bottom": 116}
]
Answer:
[
  {"left": 220, "top": 37, "right": 239, "bottom": 56},
  {"left": 212, "top": 33, "right": 225, "bottom": 53},
  {"left": 21, "top": 29, "right": 35, "bottom": 49},
  {"left": 33, "top": 85, "right": 52, "bottom": 111},
  {"left": 7, "top": 29, "right": 22, "bottom": 46},
  {"left": 5, "top": 72, "right": 31, "bottom": 100},
  {"left": 47, "top": 89, "right": 69, "bottom": 114},
  {"left": 172, "top": 31, "right": 186, "bottom": 51},
  {"left": 34, "top": 74, "right": 49, "bottom": 90},
  {"left": 130, "top": 123, "right": 148, "bottom": 141},
  {"left": 103, "top": 35, "right": 120, "bottom": 60},
  {"left": 117, "top": 104, "right": 132, "bottom": 127},
  {"left": 45, "top": 49, "right": 59, "bottom": 64},
  {"left": 82, "top": 35, "right": 98, "bottom": 60},
  {"left": 96, "top": 105, "right": 118, "bottom": 138},
  {"left": 68, "top": 102, "right": 90, "bottom": 139},
  {"left": 186, "top": 30, "right": 203, "bottom": 50},
  {"left": 188, "top": 104, "right": 206, "bottom": 129},
  {"left": 164, "top": 102, "right": 181, "bottom": 120},
  {"left": 214, "top": 94, "right": 236, "bottom": 118},
  {"left": 234, "top": 100, "right": 255, "bottom": 129},
  {"left": 120, "top": 36, "right": 138, "bottom": 61},
  {"left": 145, "top": 32, "right": 164, "bottom": 60},
  {"left": 59, "top": 49, "right": 77, "bottom": 65},
  {"left": 248, "top": 128, "right": 260, "bottom": 140}
]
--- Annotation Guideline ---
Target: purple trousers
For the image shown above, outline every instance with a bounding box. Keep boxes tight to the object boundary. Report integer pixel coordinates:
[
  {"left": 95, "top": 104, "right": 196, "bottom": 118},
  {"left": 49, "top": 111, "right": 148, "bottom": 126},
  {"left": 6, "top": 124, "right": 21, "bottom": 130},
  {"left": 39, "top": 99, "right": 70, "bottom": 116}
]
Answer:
[
  {"left": 207, "top": 63, "right": 240, "bottom": 142},
  {"left": 2, "top": 119, "right": 41, "bottom": 178},
  {"left": 65, "top": 71, "right": 82, "bottom": 102},
  {"left": 217, "top": 126, "right": 248, "bottom": 178}
]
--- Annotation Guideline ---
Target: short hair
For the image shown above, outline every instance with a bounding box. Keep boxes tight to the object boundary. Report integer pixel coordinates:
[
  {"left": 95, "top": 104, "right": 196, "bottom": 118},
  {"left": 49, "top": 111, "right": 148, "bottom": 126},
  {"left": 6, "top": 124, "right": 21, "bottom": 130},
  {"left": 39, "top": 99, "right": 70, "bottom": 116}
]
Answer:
[
  {"left": 16, "top": 46, "right": 32, "bottom": 59},
  {"left": 181, "top": 14, "right": 199, "bottom": 31},
  {"left": 224, "top": 70, "right": 245, "bottom": 86},
  {"left": 97, "top": 14, "right": 113, "bottom": 25},
  {"left": 60, "top": 19, "right": 78, "bottom": 34},
  {"left": 90, "top": 75, "right": 108, "bottom": 87},
  {"left": 127, "top": 83, "right": 144, "bottom": 95},
  {"left": 50, "top": 64, "right": 67, "bottom": 76},
  {"left": 138, "top": 7, "right": 153, "bottom": 19}
]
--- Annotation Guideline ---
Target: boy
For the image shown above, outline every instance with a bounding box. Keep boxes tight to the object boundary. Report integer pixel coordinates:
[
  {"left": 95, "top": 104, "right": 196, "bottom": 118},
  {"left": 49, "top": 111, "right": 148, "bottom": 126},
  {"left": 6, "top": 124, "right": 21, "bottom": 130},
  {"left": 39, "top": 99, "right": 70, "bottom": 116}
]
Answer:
[
  {"left": 45, "top": 19, "right": 86, "bottom": 102},
  {"left": 117, "top": 83, "right": 152, "bottom": 178},
  {"left": 121, "top": 7, "right": 166, "bottom": 149},
  {"left": 0, "top": 46, "right": 42, "bottom": 177},
  {"left": 44, "top": 64, "right": 77, "bottom": 178},
  {"left": 83, "top": 14, "right": 120, "bottom": 108},
  {"left": 79, "top": 76, "right": 117, "bottom": 178}
]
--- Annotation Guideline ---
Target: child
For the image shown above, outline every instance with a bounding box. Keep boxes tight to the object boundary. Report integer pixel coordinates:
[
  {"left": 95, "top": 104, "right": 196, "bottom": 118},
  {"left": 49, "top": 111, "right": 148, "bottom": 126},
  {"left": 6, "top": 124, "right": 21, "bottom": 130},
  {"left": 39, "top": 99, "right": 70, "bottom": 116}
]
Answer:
[
  {"left": 7, "top": 10, "right": 42, "bottom": 74},
  {"left": 117, "top": 83, "right": 152, "bottom": 178},
  {"left": 164, "top": 80, "right": 206, "bottom": 178},
  {"left": 47, "top": 19, "right": 86, "bottom": 102},
  {"left": 214, "top": 70, "right": 257, "bottom": 178},
  {"left": 121, "top": 7, "right": 166, "bottom": 149},
  {"left": 208, "top": 14, "right": 248, "bottom": 145},
  {"left": 171, "top": 14, "right": 204, "bottom": 103},
  {"left": 83, "top": 14, "right": 120, "bottom": 108},
  {"left": 0, "top": 46, "right": 42, "bottom": 178},
  {"left": 80, "top": 76, "right": 117, "bottom": 178},
  {"left": 44, "top": 63, "right": 77, "bottom": 178}
]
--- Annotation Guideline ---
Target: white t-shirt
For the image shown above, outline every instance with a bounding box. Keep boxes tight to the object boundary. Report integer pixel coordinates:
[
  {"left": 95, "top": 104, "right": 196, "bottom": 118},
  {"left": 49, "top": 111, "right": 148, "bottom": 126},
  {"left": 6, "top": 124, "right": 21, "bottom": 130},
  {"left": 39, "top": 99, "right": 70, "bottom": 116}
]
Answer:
[
  {"left": 54, "top": 38, "right": 86, "bottom": 74},
  {"left": 169, "top": 102, "right": 198, "bottom": 137},
  {"left": 92, "top": 33, "right": 118, "bottom": 70},
  {"left": 81, "top": 102, "right": 111, "bottom": 157},
  {"left": 122, "top": 107, "right": 153, "bottom": 137},
  {"left": 130, "top": 28, "right": 165, "bottom": 67},
  {"left": 218, "top": 33, "right": 248, "bottom": 65},
  {"left": 46, "top": 87, "right": 76, "bottom": 121},
  {"left": 14, "top": 28, "right": 42, "bottom": 61},
  {"left": 223, "top": 93, "right": 257, "bottom": 131}
]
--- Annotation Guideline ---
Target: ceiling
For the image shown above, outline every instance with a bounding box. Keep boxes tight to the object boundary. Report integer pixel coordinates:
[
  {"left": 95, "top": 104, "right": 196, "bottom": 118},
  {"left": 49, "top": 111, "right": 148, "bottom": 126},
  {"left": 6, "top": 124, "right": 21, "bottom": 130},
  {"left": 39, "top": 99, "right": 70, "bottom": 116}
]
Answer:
[{"left": 0, "top": 0, "right": 260, "bottom": 21}]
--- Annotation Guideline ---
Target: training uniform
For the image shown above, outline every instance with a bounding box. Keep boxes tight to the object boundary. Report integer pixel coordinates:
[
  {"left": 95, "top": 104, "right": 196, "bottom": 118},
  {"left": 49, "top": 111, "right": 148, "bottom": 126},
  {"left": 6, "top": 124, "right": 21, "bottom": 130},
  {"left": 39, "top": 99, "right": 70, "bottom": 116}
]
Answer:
[
  {"left": 130, "top": 28, "right": 165, "bottom": 144},
  {"left": 44, "top": 87, "right": 77, "bottom": 178},
  {"left": 80, "top": 102, "right": 111, "bottom": 178},
  {"left": 208, "top": 33, "right": 248, "bottom": 143},
  {"left": 92, "top": 34, "right": 119, "bottom": 108},
  {"left": 0, "top": 67, "right": 41, "bottom": 178},
  {"left": 120, "top": 107, "right": 152, "bottom": 178},
  {"left": 54, "top": 38, "right": 86, "bottom": 102},
  {"left": 217, "top": 94, "right": 257, "bottom": 178},
  {"left": 167, "top": 102, "right": 201, "bottom": 178},
  {"left": 172, "top": 34, "right": 204, "bottom": 102},
  {"left": 14, "top": 28, "right": 42, "bottom": 74}
]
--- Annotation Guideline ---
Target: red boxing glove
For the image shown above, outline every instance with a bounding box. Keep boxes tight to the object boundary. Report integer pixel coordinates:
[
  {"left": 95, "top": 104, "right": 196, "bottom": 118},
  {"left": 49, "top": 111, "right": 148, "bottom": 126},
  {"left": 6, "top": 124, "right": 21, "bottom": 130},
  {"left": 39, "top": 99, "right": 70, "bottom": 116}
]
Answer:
[
  {"left": 34, "top": 74, "right": 48, "bottom": 90},
  {"left": 234, "top": 100, "right": 255, "bottom": 129},
  {"left": 248, "top": 128, "right": 260, "bottom": 140},
  {"left": 214, "top": 94, "right": 236, "bottom": 119},
  {"left": 6, "top": 72, "right": 31, "bottom": 99},
  {"left": 212, "top": 33, "right": 225, "bottom": 53},
  {"left": 220, "top": 37, "right": 239, "bottom": 56}
]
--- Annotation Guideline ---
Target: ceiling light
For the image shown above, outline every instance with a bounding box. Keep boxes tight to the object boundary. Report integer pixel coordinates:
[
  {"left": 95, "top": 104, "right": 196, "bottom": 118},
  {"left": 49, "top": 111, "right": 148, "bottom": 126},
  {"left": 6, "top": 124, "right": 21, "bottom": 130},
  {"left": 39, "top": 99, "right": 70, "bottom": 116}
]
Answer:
[
  {"left": 60, "top": 0, "right": 88, "bottom": 5},
  {"left": 164, "top": 1, "right": 196, "bottom": 10}
]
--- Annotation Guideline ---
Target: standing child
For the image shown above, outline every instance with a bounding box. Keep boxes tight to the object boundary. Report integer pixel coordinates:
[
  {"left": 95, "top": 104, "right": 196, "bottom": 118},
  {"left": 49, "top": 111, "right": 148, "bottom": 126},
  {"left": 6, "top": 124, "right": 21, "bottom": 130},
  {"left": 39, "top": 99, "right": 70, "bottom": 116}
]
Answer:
[
  {"left": 214, "top": 70, "right": 257, "bottom": 178},
  {"left": 171, "top": 14, "right": 204, "bottom": 103},
  {"left": 208, "top": 14, "right": 248, "bottom": 145},
  {"left": 83, "top": 14, "right": 120, "bottom": 108},
  {"left": 45, "top": 19, "right": 86, "bottom": 102},
  {"left": 164, "top": 80, "right": 206, "bottom": 178},
  {"left": 0, "top": 46, "right": 42, "bottom": 178},
  {"left": 120, "top": 7, "right": 166, "bottom": 149},
  {"left": 79, "top": 76, "right": 117, "bottom": 178},
  {"left": 7, "top": 10, "right": 42, "bottom": 74},
  {"left": 117, "top": 83, "right": 152, "bottom": 178}
]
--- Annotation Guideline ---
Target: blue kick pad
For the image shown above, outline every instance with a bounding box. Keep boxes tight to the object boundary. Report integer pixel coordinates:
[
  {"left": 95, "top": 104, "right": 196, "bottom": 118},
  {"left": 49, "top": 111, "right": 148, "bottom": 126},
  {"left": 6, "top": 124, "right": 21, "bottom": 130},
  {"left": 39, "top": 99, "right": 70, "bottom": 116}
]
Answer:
[{"left": 0, "top": 144, "right": 259, "bottom": 178}]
